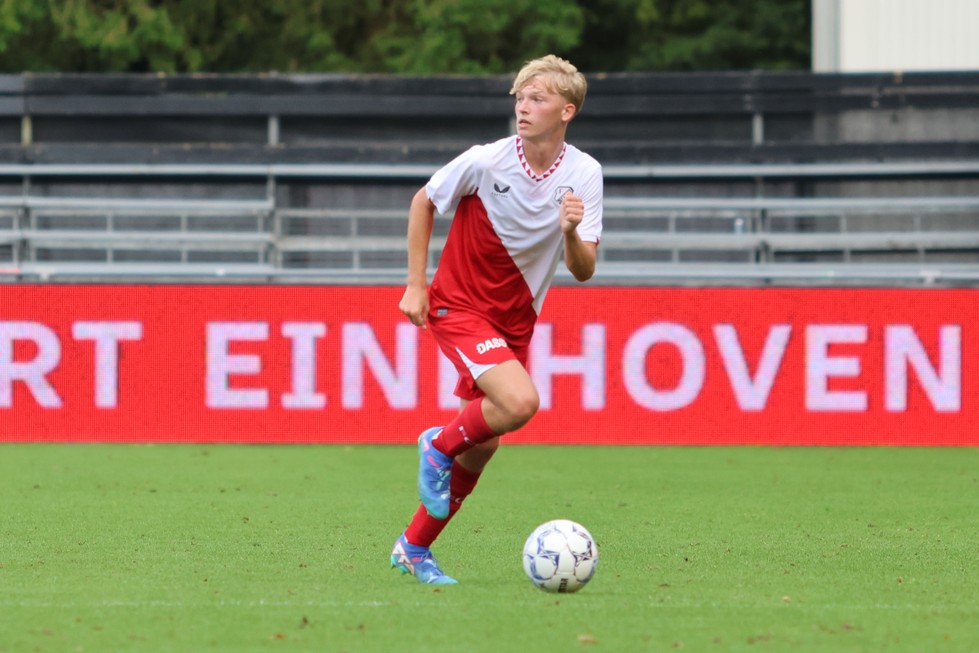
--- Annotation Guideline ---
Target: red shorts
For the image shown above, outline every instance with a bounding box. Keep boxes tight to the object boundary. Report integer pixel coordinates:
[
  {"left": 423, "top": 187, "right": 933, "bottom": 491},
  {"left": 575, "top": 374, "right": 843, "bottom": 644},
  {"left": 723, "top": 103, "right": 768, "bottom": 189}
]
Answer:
[{"left": 427, "top": 308, "right": 530, "bottom": 401}]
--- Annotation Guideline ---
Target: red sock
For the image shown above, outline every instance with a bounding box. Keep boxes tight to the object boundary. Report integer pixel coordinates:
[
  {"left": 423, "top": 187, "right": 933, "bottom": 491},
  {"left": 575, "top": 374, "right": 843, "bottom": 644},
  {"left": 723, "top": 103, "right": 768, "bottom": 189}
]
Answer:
[
  {"left": 432, "top": 398, "right": 496, "bottom": 457},
  {"left": 404, "top": 462, "right": 482, "bottom": 547}
]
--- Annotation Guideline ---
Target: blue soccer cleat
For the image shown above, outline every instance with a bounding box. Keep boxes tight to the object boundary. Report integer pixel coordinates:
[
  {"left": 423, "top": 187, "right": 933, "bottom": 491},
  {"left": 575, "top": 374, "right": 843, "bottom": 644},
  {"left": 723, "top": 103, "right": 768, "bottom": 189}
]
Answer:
[
  {"left": 390, "top": 533, "right": 458, "bottom": 585},
  {"left": 417, "top": 427, "right": 452, "bottom": 519}
]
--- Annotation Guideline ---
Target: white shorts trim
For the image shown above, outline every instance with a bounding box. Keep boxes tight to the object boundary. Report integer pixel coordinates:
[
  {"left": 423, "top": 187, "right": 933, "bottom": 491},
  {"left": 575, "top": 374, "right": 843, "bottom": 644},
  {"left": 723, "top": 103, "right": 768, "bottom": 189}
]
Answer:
[{"left": 456, "top": 347, "right": 497, "bottom": 382}]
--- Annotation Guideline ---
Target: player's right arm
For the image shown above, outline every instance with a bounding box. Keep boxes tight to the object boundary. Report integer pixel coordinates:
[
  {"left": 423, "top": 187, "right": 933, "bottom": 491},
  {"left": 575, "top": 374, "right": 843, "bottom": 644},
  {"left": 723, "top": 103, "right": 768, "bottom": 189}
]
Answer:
[{"left": 399, "top": 187, "right": 436, "bottom": 328}]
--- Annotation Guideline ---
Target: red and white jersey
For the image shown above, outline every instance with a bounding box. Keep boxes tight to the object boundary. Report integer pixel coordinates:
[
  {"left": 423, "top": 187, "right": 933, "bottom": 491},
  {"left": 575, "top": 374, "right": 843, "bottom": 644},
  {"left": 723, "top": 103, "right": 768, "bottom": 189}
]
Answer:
[{"left": 426, "top": 135, "right": 603, "bottom": 345}]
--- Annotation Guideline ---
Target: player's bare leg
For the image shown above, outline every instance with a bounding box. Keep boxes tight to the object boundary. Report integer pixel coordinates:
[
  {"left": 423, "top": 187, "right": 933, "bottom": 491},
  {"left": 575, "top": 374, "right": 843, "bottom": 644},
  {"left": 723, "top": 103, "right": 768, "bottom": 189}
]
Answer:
[
  {"left": 453, "top": 360, "right": 534, "bottom": 471},
  {"left": 455, "top": 436, "right": 499, "bottom": 472},
  {"left": 473, "top": 359, "right": 540, "bottom": 435},
  {"left": 416, "top": 361, "right": 536, "bottom": 518}
]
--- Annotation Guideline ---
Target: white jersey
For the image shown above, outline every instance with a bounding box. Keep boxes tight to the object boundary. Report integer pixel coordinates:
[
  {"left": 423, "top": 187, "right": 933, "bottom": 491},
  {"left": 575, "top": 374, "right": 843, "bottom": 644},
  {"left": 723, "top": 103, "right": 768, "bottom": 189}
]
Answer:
[{"left": 425, "top": 135, "right": 603, "bottom": 344}]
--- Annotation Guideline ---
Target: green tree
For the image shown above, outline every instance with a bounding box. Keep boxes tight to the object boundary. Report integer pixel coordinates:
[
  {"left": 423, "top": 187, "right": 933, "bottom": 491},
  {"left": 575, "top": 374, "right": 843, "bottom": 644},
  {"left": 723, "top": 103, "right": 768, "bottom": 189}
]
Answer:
[
  {"left": 0, "top": 0, "right": 184, "bottom": 72},
  {"left": 0, "top": 0, "right": 63, "bottom": 71},
  {"left": 0, "top": 0, "right": 808, "bottom": 73},
  {"left": 369, "top": 0, "right": 584, "bottom": 73},
  {"left": 570, "top": 0, "right": 810, "bottom": 71}
]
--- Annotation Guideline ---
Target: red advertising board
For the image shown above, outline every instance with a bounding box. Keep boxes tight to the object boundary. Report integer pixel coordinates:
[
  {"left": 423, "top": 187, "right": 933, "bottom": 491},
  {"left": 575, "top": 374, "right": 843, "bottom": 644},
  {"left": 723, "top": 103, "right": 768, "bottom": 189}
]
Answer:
[{"left": 1, "top": 285, "right": 975, "bottom": 445}]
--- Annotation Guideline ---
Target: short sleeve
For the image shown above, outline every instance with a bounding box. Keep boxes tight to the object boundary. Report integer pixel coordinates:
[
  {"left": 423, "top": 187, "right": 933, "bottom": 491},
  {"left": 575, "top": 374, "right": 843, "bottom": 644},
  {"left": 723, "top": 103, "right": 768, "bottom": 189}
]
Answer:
[
  {"left": 576, "top": 160, "right": 603, "bottom": 245},
  {"left": 425, "top": 145, "right": 485, "bottom": 215}
]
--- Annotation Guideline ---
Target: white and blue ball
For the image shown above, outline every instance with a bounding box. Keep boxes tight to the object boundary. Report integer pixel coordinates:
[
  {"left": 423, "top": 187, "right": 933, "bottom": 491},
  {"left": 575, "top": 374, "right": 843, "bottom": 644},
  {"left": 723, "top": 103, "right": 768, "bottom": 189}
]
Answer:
[{"left": 522, "top": 519, "right": 598, "bottom": 593}]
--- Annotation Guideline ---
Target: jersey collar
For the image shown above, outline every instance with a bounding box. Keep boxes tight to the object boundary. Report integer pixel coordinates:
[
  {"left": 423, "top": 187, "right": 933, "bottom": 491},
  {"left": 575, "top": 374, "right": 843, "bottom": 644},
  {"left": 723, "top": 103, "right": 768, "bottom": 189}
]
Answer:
[{"left": 515, "top": 137, "right": 567, "bottom": 182}]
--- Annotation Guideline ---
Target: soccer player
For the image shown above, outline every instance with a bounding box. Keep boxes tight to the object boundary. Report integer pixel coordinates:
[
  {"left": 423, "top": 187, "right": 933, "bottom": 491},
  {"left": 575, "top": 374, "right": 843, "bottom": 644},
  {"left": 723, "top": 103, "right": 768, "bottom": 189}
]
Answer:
[{"left": 390, "top": 54, "right": 603, "bottom": 584}]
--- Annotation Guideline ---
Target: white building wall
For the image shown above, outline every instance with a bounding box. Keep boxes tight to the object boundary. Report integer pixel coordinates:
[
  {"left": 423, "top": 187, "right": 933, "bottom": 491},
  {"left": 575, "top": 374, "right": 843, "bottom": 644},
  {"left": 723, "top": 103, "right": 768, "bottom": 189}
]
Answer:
[{"left": 813, "top": 0, "right": 979, "bottom": 72}]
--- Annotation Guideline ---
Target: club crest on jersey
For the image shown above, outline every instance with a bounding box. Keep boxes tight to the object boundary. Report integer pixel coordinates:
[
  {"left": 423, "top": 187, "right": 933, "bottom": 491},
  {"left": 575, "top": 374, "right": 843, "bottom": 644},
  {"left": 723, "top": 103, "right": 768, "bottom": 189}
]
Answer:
[
  {"left": 475, "top": 337, "right": 509, "bottom": 355},
  {"left": 554, "top": 186, "right": 574, "bottom": 203},
  {"left": 492, "top": 182, "right": 511, "bottom": 197}
]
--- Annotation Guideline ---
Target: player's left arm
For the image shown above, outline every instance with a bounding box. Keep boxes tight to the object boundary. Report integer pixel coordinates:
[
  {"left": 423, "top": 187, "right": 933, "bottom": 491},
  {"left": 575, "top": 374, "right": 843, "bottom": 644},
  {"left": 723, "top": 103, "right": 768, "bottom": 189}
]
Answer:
[
  {"left": 560, "top": 164, "right": 603, "bottom": 282},
  {"left": 560, "top": 197, "right": 598, "bottom": 281}
]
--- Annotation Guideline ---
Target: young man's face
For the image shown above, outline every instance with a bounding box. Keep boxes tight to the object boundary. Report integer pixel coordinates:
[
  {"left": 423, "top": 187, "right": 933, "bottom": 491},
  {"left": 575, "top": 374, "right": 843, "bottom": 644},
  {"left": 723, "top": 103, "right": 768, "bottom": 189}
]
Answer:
[{"left": 513, "top": 76, "right": 575, "bottom": 141}]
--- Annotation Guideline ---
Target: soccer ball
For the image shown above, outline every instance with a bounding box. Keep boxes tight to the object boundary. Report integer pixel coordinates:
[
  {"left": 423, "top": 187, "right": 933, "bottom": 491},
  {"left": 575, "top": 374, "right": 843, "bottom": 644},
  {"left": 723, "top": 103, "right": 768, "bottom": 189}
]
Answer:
[{"left": 522, "top": 519, "right": 599, "bottom": 593}]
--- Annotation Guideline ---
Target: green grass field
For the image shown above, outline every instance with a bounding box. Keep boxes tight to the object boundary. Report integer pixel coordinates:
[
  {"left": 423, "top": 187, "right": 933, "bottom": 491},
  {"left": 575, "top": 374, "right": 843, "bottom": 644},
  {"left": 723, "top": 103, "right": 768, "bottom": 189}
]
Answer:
[{"left": 2, "top": 443, "right": 977, "bottom": 652}]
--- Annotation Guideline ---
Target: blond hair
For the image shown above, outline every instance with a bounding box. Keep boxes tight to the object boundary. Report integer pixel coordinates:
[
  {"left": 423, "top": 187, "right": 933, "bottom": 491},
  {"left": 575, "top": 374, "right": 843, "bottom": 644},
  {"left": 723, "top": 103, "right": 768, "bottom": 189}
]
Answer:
[{"left": 509, "top": 55, "right": 587, "bottom": 115}]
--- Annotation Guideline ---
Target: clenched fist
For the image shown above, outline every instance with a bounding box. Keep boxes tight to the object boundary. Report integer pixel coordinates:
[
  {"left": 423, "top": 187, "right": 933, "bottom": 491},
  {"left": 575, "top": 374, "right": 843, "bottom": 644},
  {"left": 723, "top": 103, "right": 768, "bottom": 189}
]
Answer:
[{"left": 559, "top": 193, "right": 584, "bottom": 234}]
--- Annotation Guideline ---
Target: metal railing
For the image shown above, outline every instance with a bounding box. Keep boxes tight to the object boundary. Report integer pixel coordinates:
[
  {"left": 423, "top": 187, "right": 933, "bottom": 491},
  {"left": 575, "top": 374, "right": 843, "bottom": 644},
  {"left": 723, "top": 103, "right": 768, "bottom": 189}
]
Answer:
[{"left": 1, "top": 161, "right": 978, "bottom": 286}]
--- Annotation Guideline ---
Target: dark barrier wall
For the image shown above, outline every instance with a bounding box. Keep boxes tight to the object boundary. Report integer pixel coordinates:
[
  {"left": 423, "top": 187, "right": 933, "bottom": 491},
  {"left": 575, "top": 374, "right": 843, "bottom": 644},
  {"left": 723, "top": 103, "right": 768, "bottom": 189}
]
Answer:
[{"left": 2, "top": 70, "right": 979, "bottom": 165}]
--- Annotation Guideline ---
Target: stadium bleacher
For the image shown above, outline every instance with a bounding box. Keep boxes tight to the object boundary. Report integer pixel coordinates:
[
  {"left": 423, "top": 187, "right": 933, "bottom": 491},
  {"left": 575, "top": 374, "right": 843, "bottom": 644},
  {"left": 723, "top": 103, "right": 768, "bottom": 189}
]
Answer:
[{"left": 1, "top": 71, "right": 977, "bottom": 285}]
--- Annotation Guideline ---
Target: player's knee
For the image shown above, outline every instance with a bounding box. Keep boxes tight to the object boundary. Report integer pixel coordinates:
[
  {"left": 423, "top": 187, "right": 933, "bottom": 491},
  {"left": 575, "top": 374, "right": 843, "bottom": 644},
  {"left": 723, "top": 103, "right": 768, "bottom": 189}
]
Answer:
[
  {"left": 483, "top": 378, "right": 540, "bottom": 432},
  {"left": 506, "top": 391, "right": 539, "bottom": 428}
]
